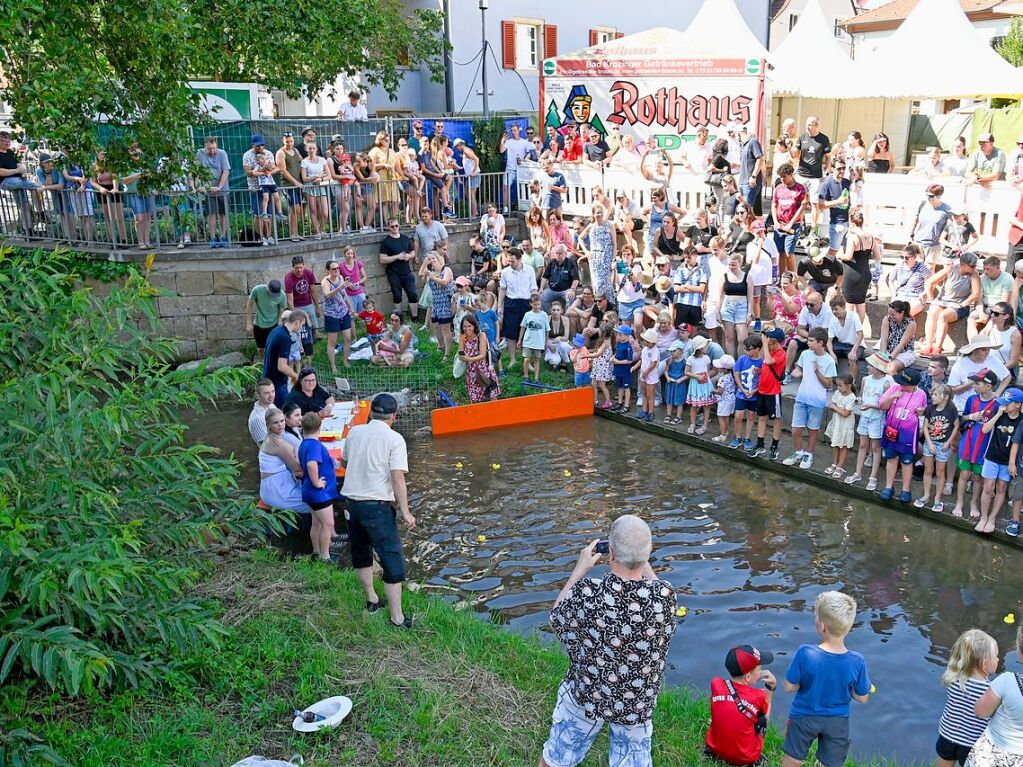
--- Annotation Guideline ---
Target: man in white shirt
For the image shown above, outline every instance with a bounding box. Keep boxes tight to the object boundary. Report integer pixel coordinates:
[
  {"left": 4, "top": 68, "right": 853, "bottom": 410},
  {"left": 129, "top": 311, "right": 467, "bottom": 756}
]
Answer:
[
  {"left": 500, "top": 123, "right": 532, "bottom": 214},
  {"left": 785, "top": 291, "right": 834, "bottom": 376},
  {"left": 337, "top": 90, "right": 368, "bottom": 121},
  {"left": 499, "top": 248, "right": 538, "bottom": 370},
  {"left": 683, "top": 127, "right": 712, "bottom": 174},
  {"left": 827, "top": 295, "right": 864, "bottom": 368},
  {"left": 948, "top": 338, "right": 1011, "bottom": 411},
  {"left": 247, "top": 378, "right": 276, "bottom": 445},
  {"left": 340, "top": 393, "right": 416, "bottom": 629}
]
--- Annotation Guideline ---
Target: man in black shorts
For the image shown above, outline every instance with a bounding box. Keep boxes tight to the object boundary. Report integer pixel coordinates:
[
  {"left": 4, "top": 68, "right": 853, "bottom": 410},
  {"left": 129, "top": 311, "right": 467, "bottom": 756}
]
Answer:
[
  {"left": 672, "top": 247, "right": 707, "bottom": 328},
  {"left": 340, "top": 393, "right": 416, "bottom": 629},
  {"left": 379, "top": 218, "right": 419, "bottom": 319},
  {"left": 498, "top": 248, "right": 538, "bottom": 370}
]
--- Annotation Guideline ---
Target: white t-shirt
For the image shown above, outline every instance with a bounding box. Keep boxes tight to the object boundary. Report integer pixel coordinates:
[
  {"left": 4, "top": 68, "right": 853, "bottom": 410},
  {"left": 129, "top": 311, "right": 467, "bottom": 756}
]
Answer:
[
  {"left": 301, "top": 156, "right": 328, "bottom": 182},
  {"left": 339, "top": 419, "right": 409, "bottom": 501},
  {"left": 987, "top": 672, "right": 1023, "bottom": 753},
  {"left": 686, "top": 142, "right": 712, "bottom": 173},
  {"left": 797, "top": 305, "right": 835, "bottom": 331},
  {"left": 795, "top": 349, "right": 837, "bottom": 408},
  {"left": 949, "top": 355, "right": 1011, "bottom": 412},
  {"left": 248, "top": 402, "right": 269, "bottom": 445},
  {"left": 504, "top": 137, "right": 532, "bottom": 170},
  {"left": 747, "top": 237, "right": 777, "bottom": 287},
  {"left": 479, "top": 213, "right": 506, "bottom": 234},
  {"left": 706, "top": 255, "right": 728, "bottom": 305},
  {"left": 828, "top": 312, "right": 863, "bottom": 345},
  {"left": 339, "top": 102, "right": 368, "bottom": 121}
]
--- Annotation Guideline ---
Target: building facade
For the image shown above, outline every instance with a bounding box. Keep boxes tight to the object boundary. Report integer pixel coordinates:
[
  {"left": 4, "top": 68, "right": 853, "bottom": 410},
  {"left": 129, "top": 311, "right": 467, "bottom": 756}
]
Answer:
[{"left": 769, "top": 0, "right": 865, "bottom": 52}]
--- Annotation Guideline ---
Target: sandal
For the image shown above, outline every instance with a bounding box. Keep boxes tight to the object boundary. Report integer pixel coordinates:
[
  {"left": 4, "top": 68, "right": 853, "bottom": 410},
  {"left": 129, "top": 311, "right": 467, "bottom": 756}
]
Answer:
[
  {"left": 824, "top": 464, "right": 837, "bottom": 475},
  {"left": 687, "top": 425, "right": 696, "bottom": 434},
  {"left": 664, "top": 415, "right": 672, "bottom": 423},
  {"left": 931, "top": 501, "right": 944, "bottom": 513},
  {"left": 866, "top": 477, "right": 878, "bottom": 491},
  {"left": 712, "top": 434, "right": 729, "bottom": 443},
  {"left": 695, "top": 426, "right": 706, "bottom": 435},
  {"left": 843, "top": 472, "right": 862, "bottom": 485},
  {"left": 832, "top": 468, "right": 846, "bottom": 481}
]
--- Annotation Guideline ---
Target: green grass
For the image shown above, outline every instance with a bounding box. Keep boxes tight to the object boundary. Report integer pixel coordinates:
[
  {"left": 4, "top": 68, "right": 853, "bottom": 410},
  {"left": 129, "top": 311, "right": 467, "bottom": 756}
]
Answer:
[
  {"left": 312, "top": 323, "right": 574, "bottom": 406},
  {"left": 2, "top": 549, "right": 889, "bottom": 767}
]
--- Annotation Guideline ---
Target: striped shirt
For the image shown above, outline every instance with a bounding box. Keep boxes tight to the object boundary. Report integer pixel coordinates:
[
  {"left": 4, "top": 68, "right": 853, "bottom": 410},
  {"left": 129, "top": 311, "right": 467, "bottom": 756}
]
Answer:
[
  {"left": 673, "top": 264, "right": 707, "bottom": 307},
  {"left": 938, "top": 678, "right": 991, "bottom": 746}
]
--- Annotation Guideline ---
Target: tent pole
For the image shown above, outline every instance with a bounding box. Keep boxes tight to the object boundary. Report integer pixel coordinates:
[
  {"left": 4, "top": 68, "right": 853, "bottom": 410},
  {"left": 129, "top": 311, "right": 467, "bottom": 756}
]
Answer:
[{"left": 797, "top": 96, "right": 803, "bottom": 127}]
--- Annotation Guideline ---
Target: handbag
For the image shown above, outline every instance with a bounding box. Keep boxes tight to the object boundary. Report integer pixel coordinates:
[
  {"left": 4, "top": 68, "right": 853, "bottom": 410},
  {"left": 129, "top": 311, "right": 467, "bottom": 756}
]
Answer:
[{"left": 704, "top": 170, "right": 723, "bottom": 186}]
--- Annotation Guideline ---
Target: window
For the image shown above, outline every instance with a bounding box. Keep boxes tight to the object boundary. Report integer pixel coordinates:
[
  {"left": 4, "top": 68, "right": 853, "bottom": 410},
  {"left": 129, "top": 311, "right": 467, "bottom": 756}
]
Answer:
[
  {"left": 788, "top": 13, "right": 799, "bottom": 31},
  {"left": 991, "top": 35, "right": 1006, "bottom": 50},
  {"left": 515, "top": 23, "right": 539, "bottom": 69}
]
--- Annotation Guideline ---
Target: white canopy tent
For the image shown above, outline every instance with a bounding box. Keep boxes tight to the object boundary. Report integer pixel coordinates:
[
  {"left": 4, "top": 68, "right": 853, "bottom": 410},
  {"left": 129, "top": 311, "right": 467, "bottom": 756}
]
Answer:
[
  {"left": 852, "top": 0, "right": 1023, "bottom": 98},
  {"left": 768, "top": 0, "right": 858, "bottom": 97},
  {"left": 675, "top": 0, "right": 767, "bottom": 59}
]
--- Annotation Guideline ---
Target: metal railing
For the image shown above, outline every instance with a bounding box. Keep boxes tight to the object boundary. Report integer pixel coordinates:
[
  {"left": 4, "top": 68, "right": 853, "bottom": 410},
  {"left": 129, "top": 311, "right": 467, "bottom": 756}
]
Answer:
[{"left": 0, "top": 172, "right": 511, "bottom": 250}]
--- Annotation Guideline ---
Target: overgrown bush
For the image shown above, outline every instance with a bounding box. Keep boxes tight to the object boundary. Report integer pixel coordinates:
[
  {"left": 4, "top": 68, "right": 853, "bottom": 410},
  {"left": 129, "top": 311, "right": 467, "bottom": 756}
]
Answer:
[{"left": 0, "top": 249, "right": 286, "bottom": 761}]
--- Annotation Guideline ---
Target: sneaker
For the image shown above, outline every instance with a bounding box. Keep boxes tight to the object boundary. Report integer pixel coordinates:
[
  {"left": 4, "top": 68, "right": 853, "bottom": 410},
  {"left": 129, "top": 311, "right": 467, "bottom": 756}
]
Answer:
[
  {"left": 798, "top": 453, "right": 814, "bottom": 470},
  {"left": 389, "top": 616, "right": 414, "bottom": 629},
  {"left": 782, "top": 451, "right": 803, "bottom": 466},
  {"left": 219, "top": 236, "right": 230, "bottom": 247},
  {"left": 269, "top": 237, "right": 277, "bottom": 245},
  {"left": 865, "top": 454, "right": 873, "bottom": 468},
  {"left": 782, "top": 374, "right": 793, "bottom": 386},
  {"left": 1008, "top": 520, "right": 1020, "bottom": 537},
  {"left": 176, "top": 240, "right": 185, "bottom": 249},
  {"left": 769, "top": 445, "right": 780, "bottom": 461},
  {"left": 183, "top": 233, "right": 191, "bottom": 245},
  {"left": 728, "top": 438, "right": 742, "bottom": 449},
  {"left": 942, "top": 481, "right": 954, "bottom": 496},
  {"left": 913, "top": 497, "right": 928, "bottom": 508},
  {"left": 261, "top": 237, "right": 269, "bottom": 246},
  {"left": 366, "top": 599, "right": 387, "bottom": 613},
  {"left": 879, "top": 487, "right": 894, "bottom": 501},
  {"left": 898, "top": 490, "right": 913, "bottom": 503},
  {"left": 752, "top": 319, "right": 762, "bottom": 331},
  {"left": 209, "top": 238, "right": 219, "bottom": 249},
  {"left": 743, "top": 439, "right": 754, "bottom": 451},
  {"left": 748, "top": 445, "right": 767, "bottom": 458}
]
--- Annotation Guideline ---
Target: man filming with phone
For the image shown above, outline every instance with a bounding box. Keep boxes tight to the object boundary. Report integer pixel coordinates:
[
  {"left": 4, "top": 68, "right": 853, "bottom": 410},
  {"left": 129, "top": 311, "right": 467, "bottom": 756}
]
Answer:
[{"left": 538, "top": 515, "right": 677, "bottom": 767}]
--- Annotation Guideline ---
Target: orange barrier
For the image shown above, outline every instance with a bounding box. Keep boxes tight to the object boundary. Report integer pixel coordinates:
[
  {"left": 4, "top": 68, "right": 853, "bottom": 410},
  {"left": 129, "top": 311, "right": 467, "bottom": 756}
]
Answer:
[{"left": 432, "top": 387, "right": 594, "bottom": 438}]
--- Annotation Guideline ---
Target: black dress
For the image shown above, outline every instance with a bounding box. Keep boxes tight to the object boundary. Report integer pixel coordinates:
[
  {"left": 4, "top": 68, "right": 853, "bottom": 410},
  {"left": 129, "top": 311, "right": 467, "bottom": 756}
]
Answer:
[
  {"left": 841, "top": 235, "right": 873, "bottom": 305},
  {"left": 866, "top": 158, "right": 890, "bottom": 174}
]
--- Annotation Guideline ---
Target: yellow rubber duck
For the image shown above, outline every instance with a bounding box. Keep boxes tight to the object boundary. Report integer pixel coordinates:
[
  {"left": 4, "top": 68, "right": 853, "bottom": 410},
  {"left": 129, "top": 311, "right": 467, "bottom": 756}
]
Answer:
[
  {"left": 1005, "top": 613, "right": 1016, "bottom": 625},
  {"left": 870, "top": 684, "right": 876, "bottom": 694},
  {"left": 675, "top": 606, "right": 687, "bottom": 617},
  {"left": 491, "top": 463, "right": 501, "bottom": 470},
  {"left": 455, "top": 462, "right": 464, "bottom": 469},
  {"left": 476, "top": 534, "right": 487, "bottom": 543},
  {"left": 563, "top": 470, "right": 572, "bottom": 477}
]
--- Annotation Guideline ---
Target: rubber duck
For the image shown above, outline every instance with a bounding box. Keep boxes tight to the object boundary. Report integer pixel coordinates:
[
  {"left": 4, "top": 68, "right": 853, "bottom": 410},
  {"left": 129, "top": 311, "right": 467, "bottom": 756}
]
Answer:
[
  {"left": 476, "top": 534, "right": 487, "bottom": 543},
  {"left": 675, "top": 606, "right": 687, "bottom": 617},
  {"left": 1005, "top": 613, "right": 1016, "bottom": 625}
]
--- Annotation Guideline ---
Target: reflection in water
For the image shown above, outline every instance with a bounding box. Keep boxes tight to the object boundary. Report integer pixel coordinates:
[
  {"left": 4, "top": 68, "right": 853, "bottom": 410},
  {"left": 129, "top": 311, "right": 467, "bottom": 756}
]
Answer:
[{"left": 192, "top": 403, "right": 1023, "bottom": 764}]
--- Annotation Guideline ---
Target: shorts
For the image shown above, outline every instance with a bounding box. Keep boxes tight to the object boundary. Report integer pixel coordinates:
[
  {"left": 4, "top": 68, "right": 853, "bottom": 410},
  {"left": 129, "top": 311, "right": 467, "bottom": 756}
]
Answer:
[
  {"left": 828, "top": 222, "right": 848, "bottom": 251},
  {"left": 782, "top": 715, "right": 850, "bottom": 767},
  {"left": 248, "top": 191, "right": 263, "bottom": 215},
  {"left": 717, "top": 398, "right": 736, "bottom": 417},
  {"left": 857, "top": 416, "right": 884, "bottom": 440},
  {"left": 673, "top": 303, "right": 703, "bottom": 327},
  {"left": 756, "top": 392, "right": 782, "bottom": 420},
  {"left": 387, "top": 271, "right": 419, "bottom": 304},
  {"left": 1009, "top": 475, "right": 1023, "bottom": 502},
  {"left": 432, "top": 314, "right": 453, "bottom": 325},
  {"left": 258, "top": 184, "right": 278, "bottom": 199},
  {"left": 283, "top": 187, "right": 303, "bottom": 206},
  {"left": 204, "top": 194, "right": 228, "bottom": 216},
  {"left": 774, "top": 224, "right": 803, "bottom": 255},
  {"left": 922, "top": 442, "right": 951, "bottom": 463},
  {"left": 792, "top": 400, "right": 825, "bottom": 430},
  {"left": 575, "top": 371, "right": 592, "bottom": 387},
  {"left": 308, "top": 498, "right": 334, "bottom": 512},
  {"left": 502, "top": 298, "right": 530, "bottom": 340},
  {"left": 882, "top": 447, "right": 915, "bottom": 464},
  {"left": 982, "top": 459, "right": 1012, "bottom": 482},
  {"left": 345, "top": 500, "right": 406, "bottom": 583},
  {"left": 613, "top": 368, "right": 633, "bottom": 389},
  {"left": 542, "top": 681, "right": 653, "bottom": 767},
  {"left": 934, "top": 734, "right": 972, "bottom": 767},
  {"left": 359, "top": 182, "right": 376, "bottom": 198},
  {"left": 704, "top": 302, "right": 721, "bottom": 330},
  {"left": 619, "top": 298, "right": 646, "bottom": 323},
  {"left": 794, "top": 174, "right": 823, "bottom": 203},
  {"left": 523, "top": 347, "right": 543, "bottom": 360},
  {"left": 720, "top": 298, "right": 749, "bottom": 324},
  {"left": 127, "top": 193, "right": 156, "bottom": 216},
  {"left": 933, "top": 301, "right": 971, "bottom": 321},
  {"left": 919, "top": 244, "right": 945, "bottom": 266},
  {"left": 253, "top": 323, "right": 274, "bottom": 349},
  {"left": 735, "top": 397, "right": 758, "bottom": 412},
  {"left": 957, "top": 458, "right": 984, "bottom": 475},
  {"left": 503, "top": 167, "right": 518, "bottom": 186},
  {"left": 324, "top": 313, "right": 353, "bottom": 333}
]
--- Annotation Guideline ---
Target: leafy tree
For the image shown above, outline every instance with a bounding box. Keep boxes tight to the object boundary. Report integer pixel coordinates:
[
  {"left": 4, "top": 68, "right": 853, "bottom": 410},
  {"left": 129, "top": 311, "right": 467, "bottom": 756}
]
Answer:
[
  {"left": 0, "top": 0, "right": 444, "bottom": 176},
  {"left": 0, "top": 250, "right": 285, "bottom": 709},
  {"left": 997, "top": 18, "right": 1023, "bottom": 67}
]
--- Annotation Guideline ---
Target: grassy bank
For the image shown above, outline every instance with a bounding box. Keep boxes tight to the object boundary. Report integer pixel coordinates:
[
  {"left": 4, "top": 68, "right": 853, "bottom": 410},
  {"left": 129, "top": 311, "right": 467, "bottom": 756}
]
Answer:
[{"left": 2, "top": 548, "right": 817, "bottom": 767}]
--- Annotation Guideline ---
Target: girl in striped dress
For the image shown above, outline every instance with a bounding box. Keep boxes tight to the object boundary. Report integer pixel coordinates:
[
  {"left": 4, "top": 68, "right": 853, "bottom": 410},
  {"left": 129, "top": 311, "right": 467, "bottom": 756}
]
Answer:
[{"left": 936, "top": 629, "right": 998, "bottom": 767}]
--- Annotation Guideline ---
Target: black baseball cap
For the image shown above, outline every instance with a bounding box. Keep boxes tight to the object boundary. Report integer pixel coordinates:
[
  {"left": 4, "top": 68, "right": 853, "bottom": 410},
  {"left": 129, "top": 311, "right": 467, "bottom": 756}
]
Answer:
[
  {"left": 267, "top": 279, "right": 282, "bottom": 294},
  {"left": 725, "top": 645, "right": 774, "bottom": 677},
  {"left": 969, "top": 368, "right": 999, "bottom": 386},
  {"left": 898, "top": 367, "right": 922, "bottom": 386},
  {"left": 371, "top": 393, "right": 398, "bottom": 415}
]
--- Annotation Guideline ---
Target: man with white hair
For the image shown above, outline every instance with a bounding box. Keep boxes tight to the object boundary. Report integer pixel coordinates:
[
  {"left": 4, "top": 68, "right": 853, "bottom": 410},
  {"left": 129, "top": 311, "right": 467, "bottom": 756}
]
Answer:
[{"left": 539, "top": 514, "right": 676, "bottom": 767}]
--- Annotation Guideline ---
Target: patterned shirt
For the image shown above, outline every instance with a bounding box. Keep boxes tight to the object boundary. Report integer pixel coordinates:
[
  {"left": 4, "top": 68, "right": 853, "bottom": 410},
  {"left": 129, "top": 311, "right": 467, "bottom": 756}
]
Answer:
[
  {"left": 550, "top": 573, "right": 676, "bottom": 725},
  {"left": 673, "top": 263, "right": 708, "bottom": 308}
]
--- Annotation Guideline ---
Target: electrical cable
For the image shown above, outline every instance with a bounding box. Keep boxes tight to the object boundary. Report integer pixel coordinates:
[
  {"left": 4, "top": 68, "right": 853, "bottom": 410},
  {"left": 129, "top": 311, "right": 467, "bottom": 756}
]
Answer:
[
  {"left": 456, "top": 45, "right": 485, "bottom": 115},
  {"left": 451, "top": 48, "right": 485, "bottom": 67},
  {"left": 485, "top": 41, "right": 535, "bottom": 112}
]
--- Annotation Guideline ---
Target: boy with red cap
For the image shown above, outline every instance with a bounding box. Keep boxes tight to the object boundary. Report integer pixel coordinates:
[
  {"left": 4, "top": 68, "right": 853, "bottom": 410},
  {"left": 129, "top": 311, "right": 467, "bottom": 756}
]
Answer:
[{"left": 706, "top": 645, "right": 777, "bottom": 767}]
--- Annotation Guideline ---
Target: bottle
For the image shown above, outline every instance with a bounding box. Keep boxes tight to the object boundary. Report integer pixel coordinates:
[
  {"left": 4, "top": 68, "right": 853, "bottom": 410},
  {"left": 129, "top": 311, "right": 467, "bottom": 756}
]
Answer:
[{"left": 293, "top": 709, "right": 325, "bottom": 723}]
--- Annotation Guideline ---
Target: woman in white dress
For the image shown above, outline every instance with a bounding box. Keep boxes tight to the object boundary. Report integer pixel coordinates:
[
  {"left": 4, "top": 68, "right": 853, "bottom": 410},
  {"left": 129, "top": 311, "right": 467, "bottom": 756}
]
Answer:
[{"left": 259, "top": 407, "right": 310, "bottom": 514}]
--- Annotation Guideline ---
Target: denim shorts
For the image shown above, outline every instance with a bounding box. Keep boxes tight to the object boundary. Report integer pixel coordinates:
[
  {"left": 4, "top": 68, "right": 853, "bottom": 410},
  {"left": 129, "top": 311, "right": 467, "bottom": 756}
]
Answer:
[
  {"left": 828, "top": 222, "right": 848, "bottom": 251},
  {"left": 856, "top": 415, "right": 884, "bottom": 440},
  {"left": 127, "top": 193, "right": 156, "bottom": 215},
  {"left": 922, "top": 442, "right": 950, "bottom": 463},
  {"left": 619, "top": 298, "right": 646, "bottom": 323},
  {"left": 792, "top": 400, "right": 824, "bottom": 430},
  {"left": 344, "top": 500, "right": 406, "bottom": 583},
  {"left": 324, "top": 313, "right": 352, "bottom": 333},
  {"left": 542, "top": 681, "right": 653, "bottom": 767},
  {"left": 882, "top": 447, "right": 915, "bottom": 464},
  {"left": 774, "top": 224, "right": 802, "bottom": 254},
  {"left": 283, "top": 186, "right": 303, "bottom": 206},
  {"left": 982, "top": 459, "right": 1012, "bottom": 482},
  {"left": 720, "top": 298, "right": 749, "bottom": 324},
  {"left": 575, "top": 371, "right": 592, "bottom": 387},
  {"left": 783, "top": 715, "right": 850, "bottom": 767}
]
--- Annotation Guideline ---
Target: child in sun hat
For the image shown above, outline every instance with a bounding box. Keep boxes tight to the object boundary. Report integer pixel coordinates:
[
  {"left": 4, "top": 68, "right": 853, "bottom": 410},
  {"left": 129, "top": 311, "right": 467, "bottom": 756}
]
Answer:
[
  {"left": 570, "top": 333, "right": 591, "bottom": 389},
  {"left": 712, "top": 354, "right": 736, "bottom": 442},
  {"left": 845, "top": 352, "right": 893, "bottom": 490},
  {"left": 635, "top": 327, "right": 660, "bottom": 423},
  {"left": 663, "top": 340, "right": 688, "bottom": 425},
  {"left": 686, "top": 335, "right": 716, "bottom": 434},
  {"left": 611, "top": 324, "right": 635, "bottom": 413}
]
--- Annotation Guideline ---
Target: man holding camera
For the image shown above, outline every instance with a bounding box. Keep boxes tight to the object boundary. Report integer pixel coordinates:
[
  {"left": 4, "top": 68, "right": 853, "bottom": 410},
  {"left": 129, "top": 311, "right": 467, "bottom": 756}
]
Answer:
[
  {"left": 706, "top": 645, "right": 777, "bottom": 767},
  {"left": 538, "top": 515, "right": 676, "bottom": 767}
]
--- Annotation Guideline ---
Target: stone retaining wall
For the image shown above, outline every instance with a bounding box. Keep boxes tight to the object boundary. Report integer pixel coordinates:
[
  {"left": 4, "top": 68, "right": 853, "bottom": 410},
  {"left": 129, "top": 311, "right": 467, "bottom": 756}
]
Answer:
[{"left": 116, "top": 221, "right": 520, "bottom": 361}]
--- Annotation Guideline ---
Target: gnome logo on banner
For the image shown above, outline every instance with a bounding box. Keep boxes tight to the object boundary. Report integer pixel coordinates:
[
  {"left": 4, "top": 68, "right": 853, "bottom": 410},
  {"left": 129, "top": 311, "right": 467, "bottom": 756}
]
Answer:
[{"left": 544, "top": 84, "right": 608, "bottom": 139}]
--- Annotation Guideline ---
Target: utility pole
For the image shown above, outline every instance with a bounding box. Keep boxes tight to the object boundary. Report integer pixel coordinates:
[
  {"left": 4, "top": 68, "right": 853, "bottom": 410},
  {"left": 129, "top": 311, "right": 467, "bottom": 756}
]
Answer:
[{"left": 480, "top": 0, "right": 490, "bottom": 117}]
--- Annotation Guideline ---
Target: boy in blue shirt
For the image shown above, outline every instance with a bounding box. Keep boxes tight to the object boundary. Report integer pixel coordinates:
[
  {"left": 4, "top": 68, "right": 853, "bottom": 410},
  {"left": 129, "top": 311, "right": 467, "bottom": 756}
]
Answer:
[
  {"left": 782, "top": 590, "right": 871, "bottom": 767},
  {"left": 612, "top": 324, "right": 635, "bottom": 413}
]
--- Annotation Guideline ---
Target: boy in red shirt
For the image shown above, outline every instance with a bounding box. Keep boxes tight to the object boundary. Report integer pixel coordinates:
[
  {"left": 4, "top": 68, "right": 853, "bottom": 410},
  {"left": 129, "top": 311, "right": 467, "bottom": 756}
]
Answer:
[
  {"left": 748, "top": 327, "right": 787, "bottom": 460},
  {"left": 706, "top": 645, "right": 777, "bottom": 767},
  {"left": 357, "top": 298, "right": 386, "bottom": 353}
]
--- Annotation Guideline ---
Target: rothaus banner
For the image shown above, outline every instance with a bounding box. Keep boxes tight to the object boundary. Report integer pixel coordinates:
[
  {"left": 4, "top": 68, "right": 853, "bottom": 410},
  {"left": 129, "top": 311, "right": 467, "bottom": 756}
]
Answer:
[{"left": 540, "top": 55, "right": 765, "bottom": 160}]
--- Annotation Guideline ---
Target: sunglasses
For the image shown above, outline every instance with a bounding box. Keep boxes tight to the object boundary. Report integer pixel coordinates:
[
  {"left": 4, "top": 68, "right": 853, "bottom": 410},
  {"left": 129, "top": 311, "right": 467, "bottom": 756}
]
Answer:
[
  {"left": 990, "top": 310, "right": 1006, "bottom": 317},
  {"left": 902, "top": 255, "right": 914, "bottom": 260},
  {"left": 926, "top": 193, "right": 935, "bottom": 199}
]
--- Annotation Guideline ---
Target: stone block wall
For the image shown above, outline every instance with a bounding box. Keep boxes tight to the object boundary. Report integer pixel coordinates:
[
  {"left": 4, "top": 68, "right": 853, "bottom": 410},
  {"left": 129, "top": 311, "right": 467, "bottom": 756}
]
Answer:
[{"left": 124, "top": 221, "right": 520, "bottom": 361}]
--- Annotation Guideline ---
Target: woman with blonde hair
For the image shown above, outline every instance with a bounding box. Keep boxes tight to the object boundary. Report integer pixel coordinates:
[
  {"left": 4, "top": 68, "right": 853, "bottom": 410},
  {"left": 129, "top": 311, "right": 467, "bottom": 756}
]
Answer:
[
  {"left": 968, "top": 624, "right": 1023, "bottom": 767},
  {"left": 369, "top": 130, "right": 400, "bottom": 224},
  {"left": 259, "top": 407, "right": 310, "bottom": 515}
]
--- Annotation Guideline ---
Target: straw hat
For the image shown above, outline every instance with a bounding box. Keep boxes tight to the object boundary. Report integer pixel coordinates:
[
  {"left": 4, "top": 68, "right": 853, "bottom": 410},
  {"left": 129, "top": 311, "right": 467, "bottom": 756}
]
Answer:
[
  {"left": 960, "top": 337, "right": 1000, "bottom": 355},
  {"left": 640, "top": 328, "right": 658, "bottom": 344},
  {"left": 866, "top": 352, "right": 890, "bottom": 372},
  {"left": 690, "top": 335, "right": 709, "bottom": 351},
  {"left": 655, "top": 275, "right": 673, "bottom": 293},
  {"left": 639, "top": 271, "right": 656, "bottom": 289},
  {"left": 759, "top": 319, "right": 794, "bottom": 337}
]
